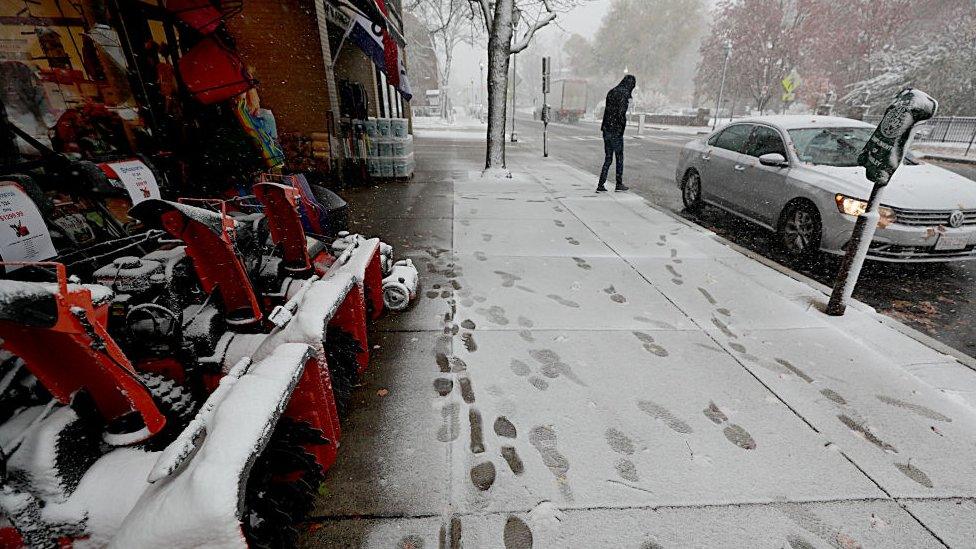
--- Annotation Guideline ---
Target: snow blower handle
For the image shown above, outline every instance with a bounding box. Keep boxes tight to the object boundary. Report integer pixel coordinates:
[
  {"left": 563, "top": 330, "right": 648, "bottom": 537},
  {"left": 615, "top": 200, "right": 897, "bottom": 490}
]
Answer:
[
  {"left": 147, "top": 357, "right": 253, "bottom": 483},
  {"left": 267, "top": 274, "right": 321, "bottom": 329}
]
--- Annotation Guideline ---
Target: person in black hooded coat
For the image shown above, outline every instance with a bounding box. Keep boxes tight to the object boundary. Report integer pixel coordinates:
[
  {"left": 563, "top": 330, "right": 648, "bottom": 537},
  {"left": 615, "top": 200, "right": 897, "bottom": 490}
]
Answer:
[{"left": 597, "top": 75, "right": 636, "bottom": 192}]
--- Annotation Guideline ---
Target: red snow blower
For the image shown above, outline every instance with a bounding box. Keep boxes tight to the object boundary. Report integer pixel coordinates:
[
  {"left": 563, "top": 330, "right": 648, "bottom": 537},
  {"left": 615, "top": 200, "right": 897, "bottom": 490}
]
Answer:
[{"left": 0, "top": 177, "right": 399, "bottom": 546}]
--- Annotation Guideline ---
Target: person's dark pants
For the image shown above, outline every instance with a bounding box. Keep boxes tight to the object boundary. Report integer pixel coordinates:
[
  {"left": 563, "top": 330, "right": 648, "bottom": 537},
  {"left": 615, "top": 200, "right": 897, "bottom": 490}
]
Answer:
[{"left": 599, "top": 131, "right": 624, "bottom": 187}]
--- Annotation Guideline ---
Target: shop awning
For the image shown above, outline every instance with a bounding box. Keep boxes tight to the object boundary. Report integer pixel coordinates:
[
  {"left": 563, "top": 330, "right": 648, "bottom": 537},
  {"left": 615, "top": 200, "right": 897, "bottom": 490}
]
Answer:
[{"left": 336, "top": 0, "right": 386, "bottom": 30}]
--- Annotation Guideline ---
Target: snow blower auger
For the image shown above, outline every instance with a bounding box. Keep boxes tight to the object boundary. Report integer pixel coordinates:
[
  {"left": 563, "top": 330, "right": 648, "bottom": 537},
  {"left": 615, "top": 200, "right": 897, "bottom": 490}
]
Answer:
[
  {"left": 0, "top": 262, "right": 308, "bottom": 547},
  {"left": 126, "top": 197, "right": 344, "bottom": 467},
  {"left": 0, "top": 269, "right": 323, "bottom": 547},
  {"left": 0, "top": 260, "right": 345, "bottom": 544}
]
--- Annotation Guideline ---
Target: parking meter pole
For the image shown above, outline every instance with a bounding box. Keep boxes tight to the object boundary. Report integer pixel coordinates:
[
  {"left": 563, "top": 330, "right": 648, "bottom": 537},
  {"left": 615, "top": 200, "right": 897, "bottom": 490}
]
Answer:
[
  {"left": 542, "top": 57, "right": 550, "bottom": 158},
  {"left": 511, "top": 52, "right": 518, "bottom": 143},
  {"left": 543, "top": 111, "right": 549, "bottom": 157},
  {"left": 825, "top": 88, "right": 938, "bottom": 317},
  {"left": 825, "top": 185, "right": 886, "bottom": 316}
]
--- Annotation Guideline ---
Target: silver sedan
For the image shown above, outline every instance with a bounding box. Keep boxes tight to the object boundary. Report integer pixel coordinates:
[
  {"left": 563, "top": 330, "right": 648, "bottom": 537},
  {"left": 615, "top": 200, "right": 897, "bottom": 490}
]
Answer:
[{"left": 675, "top": 115, "right": 976, "bottom": 262}]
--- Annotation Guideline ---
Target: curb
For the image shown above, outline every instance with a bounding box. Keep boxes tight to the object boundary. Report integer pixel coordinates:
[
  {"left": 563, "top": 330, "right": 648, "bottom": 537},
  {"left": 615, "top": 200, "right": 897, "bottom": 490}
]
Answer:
[
  {"left": 918, "top": 153, "right": 976, "bottom": 166},
  {"left": 628, "top": 195, "right": 976, "bottom": 372}
]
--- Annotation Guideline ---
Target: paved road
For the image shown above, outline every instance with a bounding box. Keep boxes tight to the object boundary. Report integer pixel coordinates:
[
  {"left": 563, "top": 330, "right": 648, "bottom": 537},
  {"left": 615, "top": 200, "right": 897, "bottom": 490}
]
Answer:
[{"left": 515, "top": 114, "right": 976, "bottom": 359}]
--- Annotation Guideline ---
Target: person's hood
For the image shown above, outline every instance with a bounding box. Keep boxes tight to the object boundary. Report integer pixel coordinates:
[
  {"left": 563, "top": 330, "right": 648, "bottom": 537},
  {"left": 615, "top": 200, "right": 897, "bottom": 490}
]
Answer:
[{"left": 615, "top": 75, "right": 636, "bottom": 96}]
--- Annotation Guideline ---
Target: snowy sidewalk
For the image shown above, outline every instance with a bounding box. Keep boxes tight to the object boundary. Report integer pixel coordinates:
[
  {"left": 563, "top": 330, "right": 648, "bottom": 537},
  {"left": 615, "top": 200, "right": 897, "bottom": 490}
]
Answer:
[
  {"left": 913, "top": 142, "right": 976, "bottom": 165},
  {"left": 302, "top": 131, "right": 976, "bottom": 548}
]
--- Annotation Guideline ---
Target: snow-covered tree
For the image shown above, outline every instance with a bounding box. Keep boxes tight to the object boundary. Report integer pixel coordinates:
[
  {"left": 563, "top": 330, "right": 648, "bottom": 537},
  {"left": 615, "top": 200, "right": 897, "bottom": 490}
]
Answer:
[
  {"left": 842, "top": 2, "right": 975, "bottom": 115},
  {"left": 472, "top": 0, "right": 573, "bottom": 170},
  {"left": 592, "top": 0, "right": 706, "bottom": 102},
  {"left": 406, "top": 0, "right": 479, "bottom": 117},
  {"left": 695, "top": 0, "right": 806, "bottom": 114}
]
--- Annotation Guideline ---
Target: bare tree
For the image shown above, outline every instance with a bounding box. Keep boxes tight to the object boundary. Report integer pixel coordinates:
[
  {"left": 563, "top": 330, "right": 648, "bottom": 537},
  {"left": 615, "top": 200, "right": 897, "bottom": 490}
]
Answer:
[
  {"left": 471, "top": 0, "right": 569, "bottom": 170},
  {"left": 695, "top": 0, "right": 806, "bottom": 116},
  {"left": 407, "top": 0, "right": 479, "bottom": 117}
]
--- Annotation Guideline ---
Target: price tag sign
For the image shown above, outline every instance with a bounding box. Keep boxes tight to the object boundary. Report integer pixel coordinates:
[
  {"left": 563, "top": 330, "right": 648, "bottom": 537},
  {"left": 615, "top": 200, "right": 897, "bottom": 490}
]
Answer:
[
  {"left": 0, "top": 182, "right": 57, "bottom": 271},
  {"left": 104, "top": 160, "right": 161, "bottom": 204}
]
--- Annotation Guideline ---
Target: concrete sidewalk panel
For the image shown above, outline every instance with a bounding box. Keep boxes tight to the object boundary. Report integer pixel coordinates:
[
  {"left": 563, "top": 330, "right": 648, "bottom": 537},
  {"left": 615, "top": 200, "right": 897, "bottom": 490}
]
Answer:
[
  {"left": 716, "top": 255, "right": 959, "bottom": 367},
  {"left": 901, "top": 361, "right": 976, "bottom": 410},
  {"left": 313, "top": 332, "right": 451, "bottom": 517},
  {"left": 901, "top": 498, "right": 976, "bottom": 547},
  {"left": 448, "top": 330, "right": 881, "bottom": 514},
  {"left": 451, "top": 255, "right": 694, "bottom": 331},
  {"left": 630, "top": 257, "right": 832, "bottom": 331},
  {"left": 478, "top": 501, "right": 943, "bottom": 548},
  {"left": 559, "top": 197, "right": 743, "bottom": 259},
  {"left": 455, "top": 193, "right": 570, "bottom": 220},
  {"left": 705, "top": 327, "right": 976, "bottom": 499},
  {"left": 453, "top": 217, "right": 615, "bottom": 257}
]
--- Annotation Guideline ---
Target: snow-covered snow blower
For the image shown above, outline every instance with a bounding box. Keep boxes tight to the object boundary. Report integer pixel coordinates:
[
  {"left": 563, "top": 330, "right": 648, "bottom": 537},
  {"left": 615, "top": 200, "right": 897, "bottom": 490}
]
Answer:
[{"left": 0, "top": 180, "right": 403, "bottom": 546}]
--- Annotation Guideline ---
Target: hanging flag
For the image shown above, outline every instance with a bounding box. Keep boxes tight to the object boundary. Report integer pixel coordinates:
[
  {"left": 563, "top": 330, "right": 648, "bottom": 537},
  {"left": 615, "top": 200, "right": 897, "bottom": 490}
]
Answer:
[
  {"left": 343, "top": 0, "right": 386, "bottom": 30},
  {"left": 374, "top": 0, "right": 398, "bottom": 89},
  {"left": 342, "top": 0, "right": 412, "bottom": 101},
  {"left": 394, "top": 47, "right": 412, "bottom": 101},
  {"left": 344, "top": 10, "right": 385, "bottom": 72}
]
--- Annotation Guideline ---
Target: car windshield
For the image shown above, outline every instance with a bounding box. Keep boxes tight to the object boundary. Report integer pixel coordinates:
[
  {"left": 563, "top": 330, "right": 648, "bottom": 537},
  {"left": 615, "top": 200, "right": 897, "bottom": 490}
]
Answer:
[{"left": 788, "top": 127, "right": 874, "bottom": 167}]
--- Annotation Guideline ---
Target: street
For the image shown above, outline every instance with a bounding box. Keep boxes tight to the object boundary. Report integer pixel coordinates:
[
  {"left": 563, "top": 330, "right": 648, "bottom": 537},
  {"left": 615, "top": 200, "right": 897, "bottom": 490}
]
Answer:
[{"left": 514, "top": 114, "right": 976, "bottom": 360}]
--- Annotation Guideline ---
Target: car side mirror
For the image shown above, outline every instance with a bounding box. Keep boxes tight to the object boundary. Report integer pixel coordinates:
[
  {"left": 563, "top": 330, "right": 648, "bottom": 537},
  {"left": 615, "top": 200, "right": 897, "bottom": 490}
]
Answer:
[{"left": 759, "top": 153, "right": 788, "bottom": 167}]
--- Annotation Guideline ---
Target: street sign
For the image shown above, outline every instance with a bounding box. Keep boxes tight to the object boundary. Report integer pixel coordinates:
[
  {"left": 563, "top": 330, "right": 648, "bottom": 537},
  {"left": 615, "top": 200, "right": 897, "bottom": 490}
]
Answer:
[
  {"left": 542, "top": 57, "right": 551, "bottom": 94},
  {"left": 781, "top": 69, "right": 800, "bottom": 94}
]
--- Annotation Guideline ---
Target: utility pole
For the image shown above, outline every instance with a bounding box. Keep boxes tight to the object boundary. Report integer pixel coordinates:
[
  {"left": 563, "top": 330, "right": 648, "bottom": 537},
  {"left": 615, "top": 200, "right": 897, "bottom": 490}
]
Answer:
[
  {"left": 542, "top": 56, "right": 551, "bottom": 157},
  {"left": 510, "top": 53, "right": 518, "bottom": 142},
  {"left": 712, "top": 41, "right": 732, "bottom": 130},
  {"left": 511, "top": 7, "right": 521, "bottom": 142},
  {"left": 826, "top": 89, "right": 938, "bottom": 316}
]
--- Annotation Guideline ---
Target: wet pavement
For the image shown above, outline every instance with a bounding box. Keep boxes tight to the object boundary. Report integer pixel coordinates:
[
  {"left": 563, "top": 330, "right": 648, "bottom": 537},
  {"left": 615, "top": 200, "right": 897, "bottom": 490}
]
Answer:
[
  {"left": 515, "top": 115, "right": 976, "bottom": 360},
  {"left": 300, "top": 124, "right": 976, "bottom": 547}
]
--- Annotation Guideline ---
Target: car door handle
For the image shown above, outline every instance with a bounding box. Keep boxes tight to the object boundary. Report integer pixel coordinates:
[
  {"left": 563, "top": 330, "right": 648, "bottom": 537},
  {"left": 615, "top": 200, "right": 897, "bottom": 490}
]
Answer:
[
  {"left": 733, "top": 164, "right": 746, "bottom": 171},
  {"left": 701, "top": 154, "right": 710, "bottom": 161}
]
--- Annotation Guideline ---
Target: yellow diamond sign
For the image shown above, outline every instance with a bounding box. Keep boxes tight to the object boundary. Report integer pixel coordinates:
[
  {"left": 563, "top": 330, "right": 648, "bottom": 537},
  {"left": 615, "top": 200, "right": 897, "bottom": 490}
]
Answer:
[{"left": 781, "top": 69, "right": 800, "bottom": 94}]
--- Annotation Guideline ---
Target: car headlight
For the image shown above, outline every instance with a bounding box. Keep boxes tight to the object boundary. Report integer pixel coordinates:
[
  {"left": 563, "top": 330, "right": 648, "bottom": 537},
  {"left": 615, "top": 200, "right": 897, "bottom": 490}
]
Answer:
[
  {"left": 834, "top": 194, "right": 896, "bottom": 228},
  {"left": 835, "top": 194, "right": 868, "bottom": 216}
]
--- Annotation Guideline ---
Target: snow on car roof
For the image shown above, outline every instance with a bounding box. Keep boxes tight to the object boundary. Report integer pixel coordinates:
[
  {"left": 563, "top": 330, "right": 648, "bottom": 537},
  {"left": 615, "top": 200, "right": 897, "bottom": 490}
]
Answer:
[{"left": 730, "top": 115, "right": 874, "bottom": 130}]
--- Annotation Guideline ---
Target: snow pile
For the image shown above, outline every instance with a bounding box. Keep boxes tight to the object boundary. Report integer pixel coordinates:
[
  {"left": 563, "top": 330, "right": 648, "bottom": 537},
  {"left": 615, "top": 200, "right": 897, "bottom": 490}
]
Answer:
[
  {"left": 219, "top": 275, "right": 355, "bottom": 371},
  {"left": 111, "top": 343, "right": 313, "bottom": 548}
]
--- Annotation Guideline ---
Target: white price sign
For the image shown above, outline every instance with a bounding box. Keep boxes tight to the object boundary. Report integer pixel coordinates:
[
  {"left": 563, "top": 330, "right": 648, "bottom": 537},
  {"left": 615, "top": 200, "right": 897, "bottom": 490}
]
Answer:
[
  {"left": 104, "top": 160, "right": 160, "bottom": 204},
  {"left": 0, "top": 182, "right": 57, "bottom": 270}
]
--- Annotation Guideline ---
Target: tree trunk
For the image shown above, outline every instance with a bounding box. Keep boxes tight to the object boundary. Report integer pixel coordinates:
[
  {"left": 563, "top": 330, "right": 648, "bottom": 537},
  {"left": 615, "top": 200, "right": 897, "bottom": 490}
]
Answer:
[{"left": 485, "top": 0, "right": 514, "bottom": 169}]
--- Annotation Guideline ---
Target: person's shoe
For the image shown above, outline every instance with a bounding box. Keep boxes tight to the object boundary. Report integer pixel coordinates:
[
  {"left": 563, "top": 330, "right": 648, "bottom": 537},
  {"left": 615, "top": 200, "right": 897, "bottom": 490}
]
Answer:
[
  {"left": 596, "top": 185, "right": 608, "bottom": 193},
  {"left": 615, "top": 183, "right": 629, "bottom": 191}
]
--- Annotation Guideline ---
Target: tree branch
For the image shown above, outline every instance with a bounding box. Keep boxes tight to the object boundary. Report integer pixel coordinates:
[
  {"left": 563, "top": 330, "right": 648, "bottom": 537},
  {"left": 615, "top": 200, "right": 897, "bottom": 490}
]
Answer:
[
  {"left": 510, "top": 0, "right": 557, "bottom": 54},
  {"left": 470, "top": 0, "right": 492, "bottom": 32}
]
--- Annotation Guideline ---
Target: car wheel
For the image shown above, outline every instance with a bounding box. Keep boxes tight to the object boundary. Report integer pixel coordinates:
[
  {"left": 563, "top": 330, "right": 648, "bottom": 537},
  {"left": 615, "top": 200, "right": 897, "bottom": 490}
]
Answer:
[
  {"left": 778, "top": 201, "right": 822, "bottom": 257},
  {"left": 681, "top": 170, "right": 703, "bottom": 212}
]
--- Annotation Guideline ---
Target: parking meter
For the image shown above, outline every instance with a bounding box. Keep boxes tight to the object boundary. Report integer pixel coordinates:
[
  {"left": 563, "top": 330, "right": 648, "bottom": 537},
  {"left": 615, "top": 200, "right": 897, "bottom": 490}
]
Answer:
[
  {"left": 826, "top": 89, "right": 938, "bottom": 315},
  {"left": 859, "top": 89, "right": 938, "bottom": 186}
]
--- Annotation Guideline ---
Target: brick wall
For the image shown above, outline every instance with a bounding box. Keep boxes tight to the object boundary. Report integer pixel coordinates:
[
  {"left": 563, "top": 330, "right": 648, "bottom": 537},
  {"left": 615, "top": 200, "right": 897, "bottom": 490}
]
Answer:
[{"left": 228, "top": 0, "right": 330, "bottom": 136}]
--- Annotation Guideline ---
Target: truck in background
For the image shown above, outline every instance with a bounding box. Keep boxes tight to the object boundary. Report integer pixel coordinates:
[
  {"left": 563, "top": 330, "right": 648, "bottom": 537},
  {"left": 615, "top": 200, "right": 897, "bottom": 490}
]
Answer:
[{"left": 535, "top": 79, "right": 588, "bottom": 124}]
